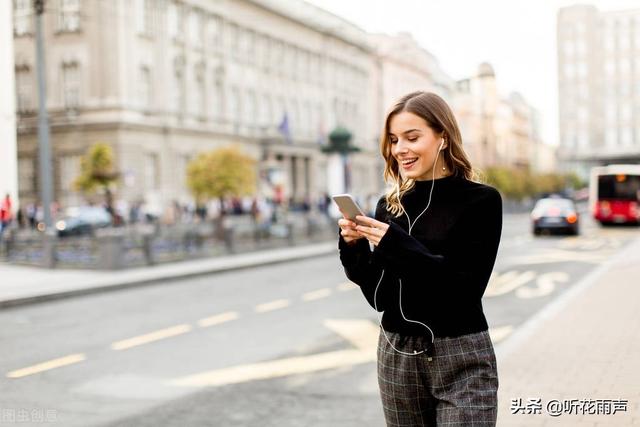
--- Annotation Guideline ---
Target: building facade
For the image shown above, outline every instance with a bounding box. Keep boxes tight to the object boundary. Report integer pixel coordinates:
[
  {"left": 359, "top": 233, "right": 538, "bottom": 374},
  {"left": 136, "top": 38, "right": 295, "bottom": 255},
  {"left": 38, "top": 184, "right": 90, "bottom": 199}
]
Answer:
[
  {"left": 557, "top": 4, "right": 640, "bottom": 178},
  {"left": 454, "top": 63, "right": 547, "bottom": 174},
  {"left": 13, "top": 0, "right": 379, "bottom": 213}
]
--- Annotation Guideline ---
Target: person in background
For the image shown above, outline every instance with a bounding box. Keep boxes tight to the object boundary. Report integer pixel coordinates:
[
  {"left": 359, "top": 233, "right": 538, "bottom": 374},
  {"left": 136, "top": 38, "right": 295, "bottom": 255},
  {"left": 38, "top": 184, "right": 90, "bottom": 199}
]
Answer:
[{"left": 0, "top": 194, "right": 13, "bottom": 238}]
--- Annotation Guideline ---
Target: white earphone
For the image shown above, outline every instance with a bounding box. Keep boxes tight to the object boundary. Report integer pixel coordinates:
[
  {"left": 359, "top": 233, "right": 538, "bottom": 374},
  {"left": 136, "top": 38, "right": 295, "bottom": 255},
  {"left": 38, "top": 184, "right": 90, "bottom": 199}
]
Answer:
[{"left": 374, "top": 137, "right": 446, "bottom": 360}]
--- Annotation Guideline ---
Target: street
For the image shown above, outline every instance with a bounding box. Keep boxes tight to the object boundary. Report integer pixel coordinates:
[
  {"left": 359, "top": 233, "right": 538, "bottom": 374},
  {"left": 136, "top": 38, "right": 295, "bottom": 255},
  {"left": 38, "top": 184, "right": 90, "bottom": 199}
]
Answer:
[{"left": 0, "top": 212, "right": 638, "bottom": 427}]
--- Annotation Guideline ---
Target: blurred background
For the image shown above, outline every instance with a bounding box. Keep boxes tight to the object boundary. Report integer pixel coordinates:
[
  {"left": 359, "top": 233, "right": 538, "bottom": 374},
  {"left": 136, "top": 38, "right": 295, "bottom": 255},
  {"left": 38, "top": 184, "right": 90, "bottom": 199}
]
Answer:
[{"left": 0, "top": 0, "right": 639, "bottom": 426}]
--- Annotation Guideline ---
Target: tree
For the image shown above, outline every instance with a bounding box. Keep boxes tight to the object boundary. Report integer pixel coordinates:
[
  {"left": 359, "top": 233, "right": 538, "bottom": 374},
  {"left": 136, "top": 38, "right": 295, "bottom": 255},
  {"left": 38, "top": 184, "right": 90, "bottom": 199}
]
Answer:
[
  {"left": 186, "top": 146, "right": 256, "bottom": 210},
  {"left": 74, "top": 142, "right": 120, "bottom": 221}
]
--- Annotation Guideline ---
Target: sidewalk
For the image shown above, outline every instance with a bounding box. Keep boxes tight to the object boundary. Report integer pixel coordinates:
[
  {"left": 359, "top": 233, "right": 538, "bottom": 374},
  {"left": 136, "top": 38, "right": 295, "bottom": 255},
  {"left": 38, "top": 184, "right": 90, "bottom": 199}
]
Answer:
[
  {"left": 0, "top": 241, "right": 335, "bottom": 308},
  {"left": 495, "top": 234, "right": 640, "bottom": 426}
]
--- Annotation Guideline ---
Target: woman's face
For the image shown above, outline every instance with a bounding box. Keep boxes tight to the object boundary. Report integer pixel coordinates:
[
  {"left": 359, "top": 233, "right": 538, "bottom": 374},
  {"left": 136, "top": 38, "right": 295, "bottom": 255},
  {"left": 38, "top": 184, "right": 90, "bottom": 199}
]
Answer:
[{"left": 388, "top": 111, "right": 446, "bottom": 181}]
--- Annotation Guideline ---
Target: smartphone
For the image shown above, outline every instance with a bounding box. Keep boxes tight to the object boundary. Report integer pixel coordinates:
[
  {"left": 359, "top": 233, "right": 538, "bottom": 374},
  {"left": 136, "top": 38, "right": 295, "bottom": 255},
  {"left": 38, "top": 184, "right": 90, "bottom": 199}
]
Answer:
[{"left": 332, "top": 194, "right": 366, "bottom": 224}]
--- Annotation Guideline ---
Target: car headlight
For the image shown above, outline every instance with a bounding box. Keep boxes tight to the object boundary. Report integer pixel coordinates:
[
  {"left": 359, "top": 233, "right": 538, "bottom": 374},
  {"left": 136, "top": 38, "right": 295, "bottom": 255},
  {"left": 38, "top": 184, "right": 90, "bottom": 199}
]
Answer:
[{"left": 56, "top": 220, "right": 66, "bottom": 231}]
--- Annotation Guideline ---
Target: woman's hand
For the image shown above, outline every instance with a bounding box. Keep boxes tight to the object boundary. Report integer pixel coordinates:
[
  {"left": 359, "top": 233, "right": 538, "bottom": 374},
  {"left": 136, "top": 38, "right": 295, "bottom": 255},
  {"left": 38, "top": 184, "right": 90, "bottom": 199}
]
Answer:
[
  {"left": 354, "top": 215, "right": 390, "bottom": 247},
  {"left": 338, "top": 218, "right": 364, "bottom": 244}
]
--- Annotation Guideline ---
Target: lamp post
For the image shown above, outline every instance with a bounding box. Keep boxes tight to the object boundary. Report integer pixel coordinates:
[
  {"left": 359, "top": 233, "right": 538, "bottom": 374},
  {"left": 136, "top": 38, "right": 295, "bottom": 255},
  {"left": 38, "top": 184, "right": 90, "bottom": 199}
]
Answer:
[
  {"left": 34, "top": 0, "right": 54, "bottom": 235},
  {"left": 321, "top": 127, "right": 359, "bottom": 217}
]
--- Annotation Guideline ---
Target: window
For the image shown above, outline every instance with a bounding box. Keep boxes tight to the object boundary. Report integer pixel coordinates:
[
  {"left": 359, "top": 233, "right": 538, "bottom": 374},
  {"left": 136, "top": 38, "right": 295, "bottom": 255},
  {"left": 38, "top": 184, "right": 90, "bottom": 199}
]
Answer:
[
  {"left": 137, "top": 0, "right": 155, "bottom": 36},
  {"left": 207, "top": 15, "right": 221, "bottom": 48},
  {"left": 173, "top": 57, "right": 185, "bottom": 113},
  {"left": 18, "top": 157, "right": 35, "bottom": 193},
  {"left": 230, "top": 86, "right": 240, "bottom": 124},
  {"left": 247, "top": 90, "right": 257, "bottom": 127},
  {"left": 193, "top": 64, "right": 205, "bottom": 117},
  {"left": 13, "top": 0, "right": 31, "bottom": 36},
  {"left": 212, "top": 80, "right": 223, "bottom": 119},
  {"left": 139, "top": 66, "right": 151, "bottom": 110},
  {"left": 59, "top": 155, "right": 81, "bottom": 191},
  {"left": 144, "top": 153, "right": 159, "bottom": 190},
  {"left": 58, "top": 0, "right": 80, "bottom": 32},
  {"left": 15, "top": 67, "right": 32, "bottom": 113},
  {"left": 167, "top": 2, "right": 177, "bottom": 39},
  {"left": 189, "top": 9, "right": 202, "bottom": 47},
  {"left": 62, "top": 62, "right": 80, "bottom": 110}
]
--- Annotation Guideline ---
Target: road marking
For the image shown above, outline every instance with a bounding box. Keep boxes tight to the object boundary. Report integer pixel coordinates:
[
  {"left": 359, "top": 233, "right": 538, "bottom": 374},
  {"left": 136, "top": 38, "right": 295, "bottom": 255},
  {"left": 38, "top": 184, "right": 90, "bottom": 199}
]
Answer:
[
  {"left": 198, "top": 311, "right": 239, "bottom": 328},
  {"left": 504, "top": 249, "right": 611, "bottom": 265},
  {"left": 302, "top": 288, "right": 332, "bottom": 301},
  {"left": 485, "top": 270, "right": 536, "bottom": 297},
  {"left": 516, "top": 272, "right": 570, "bottom": 299},
  {"left": 336, "top": 282, "right": 357, "bottom": 292},
  {"left": 255, "top": 299, "right": 290, "bottom": 313},
  {"left": 489, "top": 325, "right": 513, "bottom": 343},
  {"left": 169, "top": 319, "right": 379, "bottom": 388},
  {"left": 7, "top": 353, "right": 86, "bottom": 379},
  {"left": 111, "top": 324, "right": 193, "bottom": 351}
]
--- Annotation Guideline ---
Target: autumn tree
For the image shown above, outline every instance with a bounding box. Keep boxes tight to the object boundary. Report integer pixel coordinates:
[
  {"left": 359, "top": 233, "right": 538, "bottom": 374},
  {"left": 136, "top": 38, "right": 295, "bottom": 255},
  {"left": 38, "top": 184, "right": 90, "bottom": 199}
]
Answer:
[
  {"left": 187, "top": 145, "right": 256, "bottom": 215},
  {"left": 74, "top": 142, "right": 120, "bottom": 221}
]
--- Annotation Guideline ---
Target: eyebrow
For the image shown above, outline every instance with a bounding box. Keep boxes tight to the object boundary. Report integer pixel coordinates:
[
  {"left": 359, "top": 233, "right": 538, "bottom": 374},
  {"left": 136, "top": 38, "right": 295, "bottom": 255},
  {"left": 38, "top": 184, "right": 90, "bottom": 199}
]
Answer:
[{"left": 389, "top": 129, "right": 422, "bottom": 137}]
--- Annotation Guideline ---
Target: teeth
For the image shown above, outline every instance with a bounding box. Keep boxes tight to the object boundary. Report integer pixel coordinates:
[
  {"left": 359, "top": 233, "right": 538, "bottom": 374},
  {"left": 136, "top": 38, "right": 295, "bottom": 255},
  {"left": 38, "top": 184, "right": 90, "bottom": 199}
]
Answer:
[{"left": 401, "top": 158, "right": 417, "bottom": 165}]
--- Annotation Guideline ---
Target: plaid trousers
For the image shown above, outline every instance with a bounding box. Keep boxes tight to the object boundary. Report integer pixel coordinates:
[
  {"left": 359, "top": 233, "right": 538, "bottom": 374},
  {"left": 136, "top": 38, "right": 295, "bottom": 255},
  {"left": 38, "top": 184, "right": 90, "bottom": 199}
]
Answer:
[{"left": 377, "top": 329, "right": 498, "bottom": 426}]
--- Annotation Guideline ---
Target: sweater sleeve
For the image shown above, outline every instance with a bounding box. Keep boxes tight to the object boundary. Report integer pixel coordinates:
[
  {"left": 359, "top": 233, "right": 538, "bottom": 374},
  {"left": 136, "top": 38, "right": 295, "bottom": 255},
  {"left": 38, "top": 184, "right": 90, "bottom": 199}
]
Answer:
[
  {"left": 338, "top": 198, "right": 392, "bottom": 311},
  {"left": 374, "top": 188, "right": 502, "bottom": 300}
]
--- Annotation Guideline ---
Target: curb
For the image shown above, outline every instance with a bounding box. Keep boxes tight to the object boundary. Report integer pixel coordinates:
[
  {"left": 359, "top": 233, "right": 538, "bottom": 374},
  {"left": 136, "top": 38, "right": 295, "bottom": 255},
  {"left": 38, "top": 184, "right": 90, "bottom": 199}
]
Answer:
[{"left": 0, "top": 242, "right": 337, "bottom": 309}]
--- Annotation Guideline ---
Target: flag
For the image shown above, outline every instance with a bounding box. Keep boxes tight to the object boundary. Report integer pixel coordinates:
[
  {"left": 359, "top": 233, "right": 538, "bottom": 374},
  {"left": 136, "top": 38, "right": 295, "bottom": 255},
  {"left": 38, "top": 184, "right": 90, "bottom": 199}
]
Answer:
[{"left": 278, "top": 112, "right": 292, "bottom": 145}]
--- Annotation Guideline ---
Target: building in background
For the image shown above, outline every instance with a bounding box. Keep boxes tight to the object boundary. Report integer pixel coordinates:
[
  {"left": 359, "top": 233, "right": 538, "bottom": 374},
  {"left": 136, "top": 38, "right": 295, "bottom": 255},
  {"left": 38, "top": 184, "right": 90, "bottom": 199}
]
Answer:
[
  {"left": 1, "top": 0, "right": 18, "bottom": 209},
  {"left": 454, "top": 63, "right": 546, "bottom": 173},
  {"left": 557, "top": 4, "right": 640, "bottom": 179},
  {"left": 366, "top": 31, "right": 456, "bottom": 189},
  {"left": 12, "top": 0, "right": 378, "bottom": 213}
]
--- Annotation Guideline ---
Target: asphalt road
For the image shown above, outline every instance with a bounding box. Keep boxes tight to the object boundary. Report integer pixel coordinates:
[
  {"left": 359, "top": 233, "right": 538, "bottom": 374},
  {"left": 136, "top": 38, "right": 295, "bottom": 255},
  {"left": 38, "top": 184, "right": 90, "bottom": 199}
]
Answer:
[{"left": 0, "top": 212, "right": 637, "bottom": 426}]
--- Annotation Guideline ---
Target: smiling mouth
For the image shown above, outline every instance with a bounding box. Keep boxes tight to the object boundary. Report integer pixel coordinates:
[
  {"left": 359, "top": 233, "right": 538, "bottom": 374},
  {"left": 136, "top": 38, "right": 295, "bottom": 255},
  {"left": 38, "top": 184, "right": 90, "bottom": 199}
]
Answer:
[{"left": 400, "top": 158, "right": 418, "bottom": 166}]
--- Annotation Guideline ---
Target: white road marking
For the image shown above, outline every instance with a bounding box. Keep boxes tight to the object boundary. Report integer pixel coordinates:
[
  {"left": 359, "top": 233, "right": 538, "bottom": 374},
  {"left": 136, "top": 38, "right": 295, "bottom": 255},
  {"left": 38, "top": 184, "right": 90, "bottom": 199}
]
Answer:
[
  {"left": 336, "top": 282, "right": 357, "bottom": 292},
  {"left": 7, "top": 353, "right": 86, "bottom": 378},
  {"left": 302, "top": 288, "right": 332, "bottom": 301},
  {"left": 255, "top": 299, "right": 290, "bottom": 313},
  {"left": 485, "top": 270, "right": 536, "bottom": 297},
  {"left": 169, "top": 319, "right": 379, "bottom": 388},
  {"left": 111, "top": 324, "right": 192, "bottom": 351},
  {"left": 489, "top": 326, "right": 513, "bottom": 344},
  {"left": 198, "top": 311, "right": 239, "bottom": 328},
  {"left": 516, "top": 272, "right": 570, "bottom": 299}
]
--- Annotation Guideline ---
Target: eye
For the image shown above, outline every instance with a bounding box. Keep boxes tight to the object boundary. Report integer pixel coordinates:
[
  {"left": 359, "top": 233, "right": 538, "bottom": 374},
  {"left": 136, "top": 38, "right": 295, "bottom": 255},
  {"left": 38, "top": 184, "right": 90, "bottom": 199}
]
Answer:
[
  {"left": 408, "top": 137, "right": 418, "bottom": 142},
  {"left": 389, "top": 138, "right": 398, "bottom": 144}
]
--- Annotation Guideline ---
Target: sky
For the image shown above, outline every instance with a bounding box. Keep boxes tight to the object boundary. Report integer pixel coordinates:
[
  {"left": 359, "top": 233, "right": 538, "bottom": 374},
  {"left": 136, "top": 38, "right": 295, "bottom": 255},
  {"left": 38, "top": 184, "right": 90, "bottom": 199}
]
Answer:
[{"left": 306, "top": 0, "right": 640, "bottom": 147}]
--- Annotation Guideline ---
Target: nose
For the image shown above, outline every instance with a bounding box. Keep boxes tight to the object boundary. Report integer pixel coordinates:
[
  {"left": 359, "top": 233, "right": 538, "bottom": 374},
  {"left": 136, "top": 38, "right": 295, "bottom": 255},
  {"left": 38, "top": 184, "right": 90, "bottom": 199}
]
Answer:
[{"left": 393, "top": 139, "right": 409, "bottom": 154}]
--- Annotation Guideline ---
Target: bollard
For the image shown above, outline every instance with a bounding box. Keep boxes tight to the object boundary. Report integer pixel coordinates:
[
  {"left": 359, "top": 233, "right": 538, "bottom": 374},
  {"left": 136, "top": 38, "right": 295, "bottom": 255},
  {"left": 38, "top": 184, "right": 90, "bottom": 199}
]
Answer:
[
  {"left": 41, "top": 232, "right": 57, "bottom": 268},
  {"left": 98, "top": 233, "right": 125, "bottom": 270},
  {"left": 142, "top": 234, "right": 154, "bottom": 266}
]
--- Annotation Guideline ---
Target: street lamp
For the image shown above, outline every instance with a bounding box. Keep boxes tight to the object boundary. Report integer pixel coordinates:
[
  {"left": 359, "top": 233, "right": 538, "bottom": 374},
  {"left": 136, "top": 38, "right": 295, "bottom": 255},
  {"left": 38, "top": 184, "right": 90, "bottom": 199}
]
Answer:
[{"left": 34, "top": 0, "right": 54, "bottom": 234}]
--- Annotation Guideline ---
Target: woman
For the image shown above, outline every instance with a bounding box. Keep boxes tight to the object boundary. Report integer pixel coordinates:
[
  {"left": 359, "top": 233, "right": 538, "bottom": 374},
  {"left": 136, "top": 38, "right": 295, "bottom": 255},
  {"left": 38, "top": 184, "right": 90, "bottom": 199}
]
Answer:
[{"left": 338, "top": 91, "right": 501, "bottom": 426}]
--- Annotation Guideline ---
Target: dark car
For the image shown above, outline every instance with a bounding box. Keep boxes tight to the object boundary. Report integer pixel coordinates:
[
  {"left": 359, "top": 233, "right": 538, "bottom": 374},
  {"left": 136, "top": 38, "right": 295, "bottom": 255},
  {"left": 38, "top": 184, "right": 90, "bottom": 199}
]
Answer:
[
  {"left": 55, "top": 206, "right": 112, "bottom": 237},
  {"left": 531, "top": 197, "right": 579, "bottom": 236}
]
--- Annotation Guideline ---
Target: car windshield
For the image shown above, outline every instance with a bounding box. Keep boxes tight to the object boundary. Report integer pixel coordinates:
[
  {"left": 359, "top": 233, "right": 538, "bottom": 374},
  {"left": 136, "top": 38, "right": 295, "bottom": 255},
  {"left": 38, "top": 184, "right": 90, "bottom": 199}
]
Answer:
[{"left": 534, "top": 199, "right": 574, "bottom": 211}]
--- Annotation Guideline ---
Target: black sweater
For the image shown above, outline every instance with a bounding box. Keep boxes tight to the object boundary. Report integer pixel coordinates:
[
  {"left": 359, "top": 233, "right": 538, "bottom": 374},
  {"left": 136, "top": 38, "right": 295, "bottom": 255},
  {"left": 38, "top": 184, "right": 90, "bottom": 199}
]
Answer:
[{"left": 338, "top": 174, "right": 502, "bottom": 338}]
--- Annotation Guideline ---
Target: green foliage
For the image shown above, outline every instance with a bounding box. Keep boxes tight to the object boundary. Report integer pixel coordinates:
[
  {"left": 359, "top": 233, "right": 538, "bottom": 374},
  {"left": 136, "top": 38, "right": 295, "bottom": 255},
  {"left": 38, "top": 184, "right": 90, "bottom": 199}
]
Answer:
[
  {"left": 186, "top": 146, "right": 257, "bottom": 203},
  {"left": 482, "top": 166, "right": 583, "bottom": 200},
  {"left": 74, "top": 143, "right": 119, "bottom": 193}
]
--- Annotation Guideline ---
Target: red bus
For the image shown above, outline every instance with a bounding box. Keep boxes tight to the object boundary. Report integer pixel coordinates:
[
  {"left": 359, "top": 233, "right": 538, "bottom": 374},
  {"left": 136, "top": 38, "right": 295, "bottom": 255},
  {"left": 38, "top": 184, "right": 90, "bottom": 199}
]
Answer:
[{"left": 589, "top": 164, "right": 640, "bottom": 225}]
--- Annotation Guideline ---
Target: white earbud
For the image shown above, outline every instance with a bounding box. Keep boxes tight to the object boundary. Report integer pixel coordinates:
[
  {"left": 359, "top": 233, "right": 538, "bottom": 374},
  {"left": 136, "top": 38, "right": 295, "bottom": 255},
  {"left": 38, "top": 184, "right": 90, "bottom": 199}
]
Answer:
[{"left": 439, "top": 139, "right": 445, "bottom": 151}]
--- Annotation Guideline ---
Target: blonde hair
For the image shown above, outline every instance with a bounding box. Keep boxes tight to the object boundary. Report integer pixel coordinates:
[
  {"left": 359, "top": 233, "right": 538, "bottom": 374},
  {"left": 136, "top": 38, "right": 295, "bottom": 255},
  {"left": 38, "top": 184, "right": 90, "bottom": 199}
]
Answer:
[{"left": 381, "top": 91, "right": 477, "bottom": 217}]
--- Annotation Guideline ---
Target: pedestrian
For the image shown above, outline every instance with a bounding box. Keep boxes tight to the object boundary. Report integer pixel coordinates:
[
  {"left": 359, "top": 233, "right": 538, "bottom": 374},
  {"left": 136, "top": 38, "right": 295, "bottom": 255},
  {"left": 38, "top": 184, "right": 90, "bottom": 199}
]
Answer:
[
  {"left": 337, "top": 91, "right": 502, "bottom": 426},
  {"left": 0, "top": 193, "right": 13, "bottom": 238}
]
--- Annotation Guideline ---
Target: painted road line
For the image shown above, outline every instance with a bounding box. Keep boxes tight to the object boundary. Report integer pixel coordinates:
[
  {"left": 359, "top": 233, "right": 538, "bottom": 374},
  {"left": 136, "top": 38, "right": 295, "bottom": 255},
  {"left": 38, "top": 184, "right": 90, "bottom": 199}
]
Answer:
[
  {"left": 170, "top": 319, "right": 379, "bottom": 388},
  {"left": 111, "top": 324, "right": 193, "bottom": 351},
  {"left": 255, "top": 299, "right": 290, "bottom": 313},
  {"left": 489, "top": 325, "right": 514, "bottom": 344},
  {"left": 7, "top": 353, "right": 86, "bottom": 379},
  {"left": 336, "top": 282, "right": 357, "bottom": 292},
  {"left": 485, "top": 270, "right": 536, "bottom": 297},
  {"left": 198, "top": 311, "right": 239, "bottom": 328},
  {"left": 302, "top": 288, "right": 332, "bottom": 301}
]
